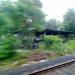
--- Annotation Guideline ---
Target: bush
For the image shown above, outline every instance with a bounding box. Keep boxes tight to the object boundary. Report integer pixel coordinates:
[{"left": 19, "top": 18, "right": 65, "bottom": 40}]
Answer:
[
  {"left": 0, "top": 34, "right": 21, "bottom": 60},
  {"left": 39, "top": 35, "right": 71, "bottom": 55},
  {"left": 43, "top": 35, "right": 62, "bottom": 48},
  {"left": 66, "top": 39, "right": 75, "bottom": 52},
  {"left": 44, "top": 35, "right": 62, "bottom": 43}
]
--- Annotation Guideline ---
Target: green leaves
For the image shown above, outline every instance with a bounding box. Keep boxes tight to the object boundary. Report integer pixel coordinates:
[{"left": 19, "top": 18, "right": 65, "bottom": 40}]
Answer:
[
  {"left": 43, "top": 35, "right": 62, "bottom": 47},
  {"left": 0, "top": 13, "right": 14, "bottom": 35},
  {"left": 0, "top": 34, "right": 21, "bottom": 59},
  {"left": 46, "top": 19, "right": 59, "bottom": 30},
  {"left": 0, "top": 0, "right": 45, "bottom": 59},
  {"left": 63, "top": 9, "right": 75, "bottom": 31}
]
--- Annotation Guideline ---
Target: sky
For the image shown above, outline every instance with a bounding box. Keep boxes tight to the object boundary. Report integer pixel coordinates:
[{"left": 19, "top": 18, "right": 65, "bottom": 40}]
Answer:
[{"left": 40, "top": 0, "right": 75, "bottom": 22}]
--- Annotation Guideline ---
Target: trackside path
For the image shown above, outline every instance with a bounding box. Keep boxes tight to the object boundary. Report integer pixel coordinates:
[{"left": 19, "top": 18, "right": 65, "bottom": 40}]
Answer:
[{"left": 0, "top": 55, "right": 75, "bottom": 75}]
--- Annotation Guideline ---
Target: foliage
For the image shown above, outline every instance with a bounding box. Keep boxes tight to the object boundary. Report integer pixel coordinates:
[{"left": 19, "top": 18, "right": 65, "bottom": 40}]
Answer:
[
  {"left": 45, "top": 19, "right": 59, "bottom": 30},
  {"left": 0, "top": 0, "right": 45, "bottom": 60},
  {"left": 1, "top": 0, "right": 75, "bottom": 65},
  {"left": 0, "top": 13, "right": 14, "bottom": 35},
  {"left": 0, "top": 34, "right": 21, "bottom": 60},
  {"left": 63, "top": 9, "right": 75, "bottom": 31},
  {"left": 39, "top": 35, "right": 71, "bottom": 55},
  {"left": 66, "top": 39, "right": 75, "bottom": 51},
  {"left": 43, "top": 35, "right": 62, "bottom": 47}
]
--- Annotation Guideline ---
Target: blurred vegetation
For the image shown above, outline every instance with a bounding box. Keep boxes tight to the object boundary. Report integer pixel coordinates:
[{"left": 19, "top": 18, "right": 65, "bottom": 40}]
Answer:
[
  {"left": 0, "top": 34, "right": 21, "bottom": 60},
  {"left": 0, "top": 0, "right": 45, "bottom": 60},
  {"left": 0, "top": 0, "right": 75, "bottom": 69},
  {"left": 39, "top": 35, "right": 75, "bottom": 56}
]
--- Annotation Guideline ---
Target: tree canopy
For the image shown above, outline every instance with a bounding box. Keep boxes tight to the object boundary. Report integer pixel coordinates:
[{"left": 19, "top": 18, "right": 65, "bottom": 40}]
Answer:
[
  {"left": 0, "top": 0, "right": 45, "bottom": 59},
  {"left": 63, "top": 9, "right": 75, "bottom": 32},
  {"left": 45, "top": 19, "right": 59, "bottom": 30}
]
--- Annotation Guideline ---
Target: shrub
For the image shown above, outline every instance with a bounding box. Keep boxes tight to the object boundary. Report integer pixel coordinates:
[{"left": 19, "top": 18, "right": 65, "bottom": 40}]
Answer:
[
  {"left": 66, "top": 39, "right": 75, "bottom": 52},
  {"left": 43, "top": 35, "right": 62, "bottom": 48},
  {"left": 0, "top": 34, "right": 21, "bottom": 60},
  {"left": 39, "top": 35, "right": 71, "bottom": 55},
  {"left": 44, "top": 35, "right": 62, "bottom": 43}
]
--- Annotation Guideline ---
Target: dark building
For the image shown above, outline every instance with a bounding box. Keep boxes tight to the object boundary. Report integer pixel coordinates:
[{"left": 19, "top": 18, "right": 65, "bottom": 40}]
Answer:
[{"left": 32, "top": 29, "right": 75, "bottom": 49}]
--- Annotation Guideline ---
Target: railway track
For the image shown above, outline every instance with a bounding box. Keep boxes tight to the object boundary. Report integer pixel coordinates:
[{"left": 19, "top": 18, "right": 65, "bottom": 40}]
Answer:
[
  {"left": 30, "top": 61, "right": 75, "bottom": 75},
  {"left": 1, "top": 55, "right": 75, "bottom": 75}
]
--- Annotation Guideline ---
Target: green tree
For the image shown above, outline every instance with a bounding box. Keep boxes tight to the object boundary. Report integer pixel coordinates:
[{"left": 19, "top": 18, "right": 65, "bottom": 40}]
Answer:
[
  {"left": 0, "top": 0, "right": 45, "bottom": 59},
  {"left": 45, "top": 19, "right": 59, "bottom": 30},
  {"left": 16, "top": 0, "right": 45, "bottom": 48},
  {"left": 0, "top": 0, "right": 45, "bottom": 32},
  {"left": 63, "top": 9, "right": 75, "bottom": 32}
]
